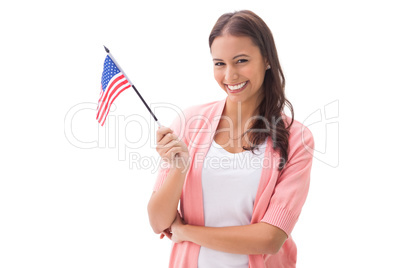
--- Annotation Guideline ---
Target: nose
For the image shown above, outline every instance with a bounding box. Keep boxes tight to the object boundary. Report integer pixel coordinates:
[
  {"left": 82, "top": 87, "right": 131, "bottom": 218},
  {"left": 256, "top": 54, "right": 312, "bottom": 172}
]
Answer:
[{"left": 225, "top": 65, "right": 238, "bottom": 82}]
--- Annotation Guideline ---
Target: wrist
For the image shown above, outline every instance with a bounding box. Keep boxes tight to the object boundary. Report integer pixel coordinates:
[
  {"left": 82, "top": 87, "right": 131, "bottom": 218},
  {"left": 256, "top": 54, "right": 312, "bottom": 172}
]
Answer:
[
  {"left": 169, "top": 155, "right": 191, "bottom": 172},
  {"left": 180, "top": 223, "right": 191, "bottom": 242},
  {"left": 169, "top": 165, "right": 189, "bottom": 175}
]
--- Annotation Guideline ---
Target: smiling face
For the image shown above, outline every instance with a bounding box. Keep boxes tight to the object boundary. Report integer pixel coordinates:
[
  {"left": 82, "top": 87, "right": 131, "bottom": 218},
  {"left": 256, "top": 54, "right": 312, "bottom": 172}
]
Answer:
[{"left": 211, "top": 34, "right": 268, "bottom": 107}]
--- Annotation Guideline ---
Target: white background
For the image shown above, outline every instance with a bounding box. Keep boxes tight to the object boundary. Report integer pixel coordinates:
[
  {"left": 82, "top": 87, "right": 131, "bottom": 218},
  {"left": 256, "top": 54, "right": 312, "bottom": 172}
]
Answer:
[{"left": 1, "top": 0, "right": 401, "bottom": 267}]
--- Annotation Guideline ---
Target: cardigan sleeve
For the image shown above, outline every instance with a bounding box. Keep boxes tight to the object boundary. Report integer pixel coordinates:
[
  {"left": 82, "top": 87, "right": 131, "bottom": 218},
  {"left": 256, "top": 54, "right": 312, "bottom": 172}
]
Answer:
[{"left": 260, "top": 125, "right": 314, "bottom": 237}]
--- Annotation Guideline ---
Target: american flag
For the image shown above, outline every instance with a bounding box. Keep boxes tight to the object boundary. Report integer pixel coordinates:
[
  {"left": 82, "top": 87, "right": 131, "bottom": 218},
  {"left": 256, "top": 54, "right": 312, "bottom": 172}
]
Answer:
[{"left": 96, "top": 55, "right": 131, "bottom": 126}]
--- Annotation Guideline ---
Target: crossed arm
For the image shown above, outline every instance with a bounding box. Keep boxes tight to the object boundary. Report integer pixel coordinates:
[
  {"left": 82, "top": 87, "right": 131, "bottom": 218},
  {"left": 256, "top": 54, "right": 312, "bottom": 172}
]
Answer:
[
  {"left": 164, "top": 212, "right": 288, "bottom": 255},
  {"left": 147, "top": 168, "right": 287, "bottom": 256}
]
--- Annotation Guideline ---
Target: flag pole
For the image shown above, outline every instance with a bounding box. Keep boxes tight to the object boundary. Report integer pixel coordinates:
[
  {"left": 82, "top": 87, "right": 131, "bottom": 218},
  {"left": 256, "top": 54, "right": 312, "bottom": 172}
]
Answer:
[{"left": 103, "top": 45, "right": 162, "bottom": 128}]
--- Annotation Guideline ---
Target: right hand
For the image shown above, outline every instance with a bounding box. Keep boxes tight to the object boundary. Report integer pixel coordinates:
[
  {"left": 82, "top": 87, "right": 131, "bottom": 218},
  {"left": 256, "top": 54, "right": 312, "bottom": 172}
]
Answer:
[{"left": 156, "top": 126, "right": 190, "bottom": 171}]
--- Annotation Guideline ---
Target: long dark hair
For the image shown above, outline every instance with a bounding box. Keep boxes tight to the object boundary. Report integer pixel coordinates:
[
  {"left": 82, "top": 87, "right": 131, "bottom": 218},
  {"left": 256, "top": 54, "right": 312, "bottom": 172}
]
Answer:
[{"left": 209, "top": 10, "right": 294, "bottom": 170}]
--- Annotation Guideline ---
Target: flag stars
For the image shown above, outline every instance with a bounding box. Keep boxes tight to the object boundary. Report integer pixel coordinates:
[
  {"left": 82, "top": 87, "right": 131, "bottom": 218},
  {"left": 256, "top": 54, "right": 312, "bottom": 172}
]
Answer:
[{"left": 101, "top": 55, "right": 121, "bottom": 91}]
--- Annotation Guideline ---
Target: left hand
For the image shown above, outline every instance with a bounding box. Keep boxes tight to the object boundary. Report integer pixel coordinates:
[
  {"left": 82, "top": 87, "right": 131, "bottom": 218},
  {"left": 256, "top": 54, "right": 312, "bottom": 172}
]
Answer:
[{"left": 159, "top": 211, "right": 186, "bottom": 243}]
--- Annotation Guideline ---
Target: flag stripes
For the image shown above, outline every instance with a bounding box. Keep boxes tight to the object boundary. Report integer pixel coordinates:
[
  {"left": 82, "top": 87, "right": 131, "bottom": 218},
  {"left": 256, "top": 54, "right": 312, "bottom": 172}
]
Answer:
[{"left": 96, "top": 73, "right": 130, "bottom": 126}]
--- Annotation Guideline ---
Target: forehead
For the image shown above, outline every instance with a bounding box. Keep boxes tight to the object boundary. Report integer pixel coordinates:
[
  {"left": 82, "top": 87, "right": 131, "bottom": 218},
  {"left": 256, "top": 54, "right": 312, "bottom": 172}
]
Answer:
[{"left": 211, "top": 34, "right": 261, "bottom": 58}]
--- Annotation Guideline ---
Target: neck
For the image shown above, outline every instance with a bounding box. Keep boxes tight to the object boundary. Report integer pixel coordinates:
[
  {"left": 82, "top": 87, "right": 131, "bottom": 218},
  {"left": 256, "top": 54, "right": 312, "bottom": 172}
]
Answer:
[{"left": 223, "top": 97, "right": 263, "bottom": 131}]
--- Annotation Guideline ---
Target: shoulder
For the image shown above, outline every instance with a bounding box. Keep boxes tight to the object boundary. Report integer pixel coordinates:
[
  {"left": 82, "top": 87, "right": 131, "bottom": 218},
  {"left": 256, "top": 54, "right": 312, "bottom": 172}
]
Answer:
[
  {"left": 181, "top": 99, "right": 225, "bottom": 119},
  {"left": 282, "top": 114, "right": 314, "bottom": 162},
  {"left": 168, "top": 99, "right": 225, "bottom": 141},
  {"left": 170, "top": 99, "right": 225, "bottom": 126}
]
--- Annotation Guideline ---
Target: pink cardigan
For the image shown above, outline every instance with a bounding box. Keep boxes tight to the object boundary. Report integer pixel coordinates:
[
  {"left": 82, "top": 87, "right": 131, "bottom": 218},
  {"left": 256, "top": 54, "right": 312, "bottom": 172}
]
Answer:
[{"left": 153, "top": 97, "right": 314, "bottom": 267}]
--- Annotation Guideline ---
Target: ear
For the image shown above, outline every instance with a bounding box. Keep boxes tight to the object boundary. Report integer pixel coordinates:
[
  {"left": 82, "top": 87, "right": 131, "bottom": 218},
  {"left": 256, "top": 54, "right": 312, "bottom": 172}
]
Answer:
[{"left": 265, "top": 59, "right": 271, "bottom": 70}]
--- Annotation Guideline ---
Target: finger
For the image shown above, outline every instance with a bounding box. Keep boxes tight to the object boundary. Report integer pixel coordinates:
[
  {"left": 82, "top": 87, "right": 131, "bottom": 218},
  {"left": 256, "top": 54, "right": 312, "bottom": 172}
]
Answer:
[
  {"left": 158, "top": 132, "right": 179, "bottom": 147},
  {"left": 156, "top": 127, "right": 173, "bottom": 142},
  {"left": 163, "top": 231, "right": 172, "bottom": 240},
  {"left": 156, "top": 135, "right": 181, "bottom": 157},
  {"left": 156, "top": 143, "right": 179, "bottom": 160},
  {"left": 166, "top": 147, "right": 182, "bottom": 160},
  {"left": 157, "top": 138, "right": 180, "bottom": 151},
  {"left": 156, "top": 129, "right": 173, "bottom": 144}
]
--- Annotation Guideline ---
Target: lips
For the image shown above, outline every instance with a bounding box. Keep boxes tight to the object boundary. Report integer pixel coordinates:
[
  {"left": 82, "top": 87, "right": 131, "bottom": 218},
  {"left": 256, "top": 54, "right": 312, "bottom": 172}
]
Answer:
[{"left": 225, "top": 81, "right": 248, "bottom": 93}]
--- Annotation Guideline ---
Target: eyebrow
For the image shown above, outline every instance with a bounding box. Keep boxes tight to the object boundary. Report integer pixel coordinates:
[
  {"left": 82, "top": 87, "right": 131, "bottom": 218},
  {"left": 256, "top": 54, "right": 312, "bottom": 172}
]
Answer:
[{"left": 212, "top": 54, "right": 250, "bottom": 61}]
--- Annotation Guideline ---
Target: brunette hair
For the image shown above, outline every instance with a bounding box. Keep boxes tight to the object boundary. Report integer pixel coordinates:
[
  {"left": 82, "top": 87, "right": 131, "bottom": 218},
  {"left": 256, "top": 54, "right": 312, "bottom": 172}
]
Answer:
[{"left": 209, "top": 10, "right": 294, "bottom": 170}]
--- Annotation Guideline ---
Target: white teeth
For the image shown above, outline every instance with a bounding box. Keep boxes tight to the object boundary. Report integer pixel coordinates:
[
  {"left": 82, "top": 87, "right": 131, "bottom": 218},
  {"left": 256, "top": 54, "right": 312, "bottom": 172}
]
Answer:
[{"left": 228, "top": 81, "right": 247, "bottom": 90}]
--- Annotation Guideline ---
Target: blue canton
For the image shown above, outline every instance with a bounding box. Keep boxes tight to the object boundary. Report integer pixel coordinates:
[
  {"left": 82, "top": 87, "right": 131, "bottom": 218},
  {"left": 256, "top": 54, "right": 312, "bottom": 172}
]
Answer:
[{"left": 101, "top": 55, "right": 121, "bottom": 92}]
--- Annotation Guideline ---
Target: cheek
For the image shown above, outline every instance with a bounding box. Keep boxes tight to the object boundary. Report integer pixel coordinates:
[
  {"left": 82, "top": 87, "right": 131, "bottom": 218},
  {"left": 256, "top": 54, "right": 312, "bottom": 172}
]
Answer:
[
  {"left": 250, "top": 67, "right": 266, "bottom": 85},
  {"left": 214, "top": 71, "right": 227, "bottom": 91},
  {"left": 213, "top": 70, "right": 223, "bottom": 84}
]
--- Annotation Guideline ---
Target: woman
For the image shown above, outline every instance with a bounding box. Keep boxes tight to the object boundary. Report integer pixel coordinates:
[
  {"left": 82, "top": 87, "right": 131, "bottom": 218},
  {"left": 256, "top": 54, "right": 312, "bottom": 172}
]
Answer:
[{"left": 148, "top": 10, "right": 314, "bottom": 268}]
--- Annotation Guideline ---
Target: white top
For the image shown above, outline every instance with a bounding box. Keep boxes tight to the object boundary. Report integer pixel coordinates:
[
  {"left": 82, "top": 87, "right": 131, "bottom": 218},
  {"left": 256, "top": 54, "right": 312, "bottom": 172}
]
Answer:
[{"left": 198, "top": 138, "right": 268, "bottom": 268}]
